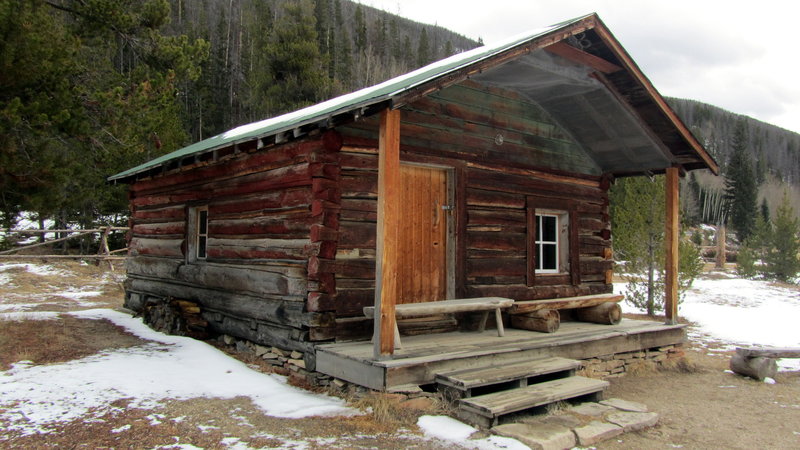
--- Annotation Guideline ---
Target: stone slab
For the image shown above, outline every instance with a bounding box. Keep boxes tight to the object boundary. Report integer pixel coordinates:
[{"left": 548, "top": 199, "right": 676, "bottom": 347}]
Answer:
[
  {"left": 493, "top": 422, "right": 576, "bottom": 450},
  {"left": 573, "top": 421, "right": 623, "bottom": 446},
  {"left": 600, "top": 398, "right": 649, "bottom": 412},
  {"left": 606, "top": 411, "right": 660, "bottom": 432},
  {"left": 568, "top": 402, "right": 616, "bottom": 417}
]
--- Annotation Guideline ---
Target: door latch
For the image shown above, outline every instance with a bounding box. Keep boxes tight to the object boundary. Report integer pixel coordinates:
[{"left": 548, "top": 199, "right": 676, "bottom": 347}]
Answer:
[{"left": 441, "top": 205, "right": 455, "bottom": 211}]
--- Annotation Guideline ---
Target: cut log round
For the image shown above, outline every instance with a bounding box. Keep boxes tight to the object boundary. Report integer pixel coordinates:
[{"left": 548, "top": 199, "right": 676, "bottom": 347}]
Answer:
[
  {"left": 730, "top": 354, "right": 777, "bottom": 381},
  {"left": 575, "top": 302, "right": 621, "bottom": 325},
  {"left": 510, "top": 309, "right": 560, "bottom": 333}
]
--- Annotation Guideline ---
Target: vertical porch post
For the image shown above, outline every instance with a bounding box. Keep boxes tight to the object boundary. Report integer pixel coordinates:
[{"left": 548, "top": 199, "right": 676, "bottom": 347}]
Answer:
[
  {"left": 664, "top": 166, "right": 679, "bottom": 325},
  {"left": 373, "top": 108, "right": 401, "bottom": 358}
]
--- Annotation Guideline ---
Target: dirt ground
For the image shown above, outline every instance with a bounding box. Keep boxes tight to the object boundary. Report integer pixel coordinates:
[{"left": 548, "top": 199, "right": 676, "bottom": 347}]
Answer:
[{"left": 1, "top": 260, "right": 799, "bottom": 449}]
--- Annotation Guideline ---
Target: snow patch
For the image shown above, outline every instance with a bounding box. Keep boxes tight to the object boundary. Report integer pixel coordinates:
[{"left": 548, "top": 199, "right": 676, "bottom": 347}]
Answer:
[
  {"left": 417, "top": 415, "right": 528, "bottom": 449},
  {"left": 0, "top": 309, "right": 357, "bottom": 436},
  {"left": 0, "top": 311, "right": 60, "bottom": 321}
]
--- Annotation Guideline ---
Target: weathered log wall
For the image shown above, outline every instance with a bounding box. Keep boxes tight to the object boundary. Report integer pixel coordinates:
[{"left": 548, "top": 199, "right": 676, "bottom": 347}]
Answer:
[
  {"left": 332, "top": 80, "right": 614, "bottom": 331},
  {"left": 125, "top": 134, "right": 342, "bottom": 353}
]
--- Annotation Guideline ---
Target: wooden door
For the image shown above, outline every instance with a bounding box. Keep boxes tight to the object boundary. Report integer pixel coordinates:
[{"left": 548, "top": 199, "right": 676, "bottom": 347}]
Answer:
[{"left": 397, "top": 165, "right": 449, "bottom": 304}]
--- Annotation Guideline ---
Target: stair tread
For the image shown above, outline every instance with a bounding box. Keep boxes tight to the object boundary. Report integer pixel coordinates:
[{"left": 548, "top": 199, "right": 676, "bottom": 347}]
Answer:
[
  {"left": 459, "top": 376, "right": 609, "bottom": 417},
  {"left": 436, "top": 356, "right": 581, "bottom": 390}
]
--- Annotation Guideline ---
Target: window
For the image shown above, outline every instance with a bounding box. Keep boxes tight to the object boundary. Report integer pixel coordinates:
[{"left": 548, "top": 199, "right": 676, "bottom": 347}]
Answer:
[
  {"left": 535, "top": 214, "right": 560, "bottom": 273},
  {"left": 188, "top": 205, "right": 208, "bottom": 262},
  {"left": 527, "top": 197, "right": 580, "bottom": 286}
]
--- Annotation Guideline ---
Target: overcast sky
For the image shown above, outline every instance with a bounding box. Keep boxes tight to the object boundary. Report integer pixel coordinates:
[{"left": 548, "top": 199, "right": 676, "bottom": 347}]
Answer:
[{"left": 363, "top": 0, "right": 800, "bottom": 135}]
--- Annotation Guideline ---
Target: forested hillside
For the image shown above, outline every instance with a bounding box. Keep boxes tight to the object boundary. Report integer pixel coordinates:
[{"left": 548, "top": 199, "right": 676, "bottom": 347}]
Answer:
[{"left": 2, "top": 0, "right": 799, "bottom": 232}]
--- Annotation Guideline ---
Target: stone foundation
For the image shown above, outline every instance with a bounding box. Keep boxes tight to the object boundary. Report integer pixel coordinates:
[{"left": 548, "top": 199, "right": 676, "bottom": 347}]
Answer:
[{"left": 579, "top": 345, "right": 685, "bottom": 379}]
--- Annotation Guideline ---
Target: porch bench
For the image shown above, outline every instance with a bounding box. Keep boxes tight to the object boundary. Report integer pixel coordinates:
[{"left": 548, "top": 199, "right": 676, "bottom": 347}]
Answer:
[
  {"left": 509, "top": 293, "right": 624, "bottom": 333},
  {"left": 363, "top": 297, "right": 514, "bottom": 348}
]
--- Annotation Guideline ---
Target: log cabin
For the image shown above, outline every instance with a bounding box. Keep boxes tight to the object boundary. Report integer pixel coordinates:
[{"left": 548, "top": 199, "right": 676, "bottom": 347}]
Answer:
[{"left": 110, "top": 14, "right": 718, "bottom": 396}]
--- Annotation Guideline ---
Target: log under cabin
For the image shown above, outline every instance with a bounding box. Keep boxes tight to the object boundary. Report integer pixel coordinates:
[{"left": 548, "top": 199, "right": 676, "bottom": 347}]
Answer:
[{"left": 110, "top": 14, "right": 718, "bottom": 388}]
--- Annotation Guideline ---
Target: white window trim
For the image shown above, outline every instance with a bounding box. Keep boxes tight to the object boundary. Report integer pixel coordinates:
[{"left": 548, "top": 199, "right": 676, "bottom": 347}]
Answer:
[{"left": 536, "top": 213, "right": 559, "bottom": 273}]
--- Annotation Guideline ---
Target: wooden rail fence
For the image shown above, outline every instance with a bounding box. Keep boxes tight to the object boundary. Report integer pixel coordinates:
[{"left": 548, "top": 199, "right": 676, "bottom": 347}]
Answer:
[{"left": 0, "top": 226, "right": 129, "bottom": 269}]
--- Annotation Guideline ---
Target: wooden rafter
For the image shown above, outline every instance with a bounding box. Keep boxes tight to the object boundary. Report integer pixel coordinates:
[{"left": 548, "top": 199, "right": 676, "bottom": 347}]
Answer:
[{"left": 544, "top": 41, "right": 622, "bottom": 74}]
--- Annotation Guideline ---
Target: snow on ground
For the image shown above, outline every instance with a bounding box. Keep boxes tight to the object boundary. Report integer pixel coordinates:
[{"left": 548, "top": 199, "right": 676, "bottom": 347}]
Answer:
[
  {"left": 619, "top": 274, "right": 800, "bottom": 371},
  {"left": 0, "top": 307, "right": 357, "bottom": 436},
  {"left": 417, "top": 415, "right": 529, "bottom": 450}
]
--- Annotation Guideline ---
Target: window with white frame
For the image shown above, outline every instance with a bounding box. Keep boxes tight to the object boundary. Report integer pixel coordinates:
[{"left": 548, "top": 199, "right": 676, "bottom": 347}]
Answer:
[
  {"left": 535, "top": 213, "right": 560, "bottom": 273},
  {"left": 527, "top": 197, "right": 579, "bottom": 286}
]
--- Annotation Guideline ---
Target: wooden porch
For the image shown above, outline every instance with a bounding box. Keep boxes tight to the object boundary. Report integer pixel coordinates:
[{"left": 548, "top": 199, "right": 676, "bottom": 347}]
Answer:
[{"left": 315, "top": 318, "right": 685, "bottom": 391}]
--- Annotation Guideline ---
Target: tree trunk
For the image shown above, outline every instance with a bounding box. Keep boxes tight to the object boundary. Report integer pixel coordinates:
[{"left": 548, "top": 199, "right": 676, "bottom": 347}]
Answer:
[
  {"left": 646, "top": 238, "right": 655, "bottom": 316},
  {"left": 716, "top": 224, "right": 726, "bottom": 269}
]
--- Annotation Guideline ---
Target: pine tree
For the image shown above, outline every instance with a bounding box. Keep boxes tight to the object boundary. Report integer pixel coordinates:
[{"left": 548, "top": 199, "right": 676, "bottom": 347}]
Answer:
[
  {"left": 610, "top": 176, "right": 702, "bottom": 315},
  {"left": 724, "top": 119, "right": 757, "bottom": 242},
  {"left": 765, "top": 191, "right": 800, "bottom": 281},
  {"left": 353, "top": 4, "right": 367, "bottom": 55},
  {"left": 417, "top": 27, "right": 430, "bottom": 67}
]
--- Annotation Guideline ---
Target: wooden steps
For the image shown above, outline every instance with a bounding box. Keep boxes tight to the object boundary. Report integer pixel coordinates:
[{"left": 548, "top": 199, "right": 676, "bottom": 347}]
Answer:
[
  {"left": 436, "top": 356, "right": 581, "bottom": 398},
  {"left": 435, "top": 356, "right": 608, "bottom": 428}
]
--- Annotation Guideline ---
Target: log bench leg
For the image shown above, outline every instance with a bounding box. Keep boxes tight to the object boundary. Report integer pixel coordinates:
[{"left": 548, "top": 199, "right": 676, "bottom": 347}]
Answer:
[
  {"left": 477, "top": 311, "right": 490, "bottom": 332},
  {"left": 495, "top": 308, "right": 505, "bottom": 337}
]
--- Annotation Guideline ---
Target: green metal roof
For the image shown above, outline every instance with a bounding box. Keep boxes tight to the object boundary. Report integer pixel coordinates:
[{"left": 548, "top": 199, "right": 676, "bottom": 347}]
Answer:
[{"left": 109, "top": 14, "right": 594, "bottom": 182}]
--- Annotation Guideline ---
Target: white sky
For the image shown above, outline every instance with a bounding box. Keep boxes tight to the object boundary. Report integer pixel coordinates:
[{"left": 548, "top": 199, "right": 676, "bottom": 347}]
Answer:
[{"left": 363, "top": 0, "right": 800, "bottom": 134}]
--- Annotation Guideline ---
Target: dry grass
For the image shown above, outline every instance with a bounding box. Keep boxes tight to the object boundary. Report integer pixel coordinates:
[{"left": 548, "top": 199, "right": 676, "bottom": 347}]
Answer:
[{"left": 0, "top": 316, "right": 143, "bottom": 370}]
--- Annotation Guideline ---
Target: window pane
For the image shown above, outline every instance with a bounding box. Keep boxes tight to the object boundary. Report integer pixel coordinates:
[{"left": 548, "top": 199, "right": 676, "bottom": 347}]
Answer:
[
  {"left": 542, "top": 215, "right": 557, "bottom": 242},
  {"left": 198, "top": 236, "right": 207, "bottom": 259},
  {"left": 199, "top": 210, "right": 208, "bottom": 234},
  {"left": 542, "top": 243, "right": 557, "bottom": 270}
]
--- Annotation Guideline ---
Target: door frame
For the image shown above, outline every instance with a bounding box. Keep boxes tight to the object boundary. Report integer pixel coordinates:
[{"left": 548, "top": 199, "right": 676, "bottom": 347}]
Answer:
[{"left": 399, "top": 161, "right": 456, "bottom": 300}]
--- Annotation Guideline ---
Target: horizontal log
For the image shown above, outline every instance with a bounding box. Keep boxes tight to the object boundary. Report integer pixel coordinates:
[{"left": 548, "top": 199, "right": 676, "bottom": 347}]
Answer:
[
  {"left": 575, "top": 302, "right": 622, "bottom": 325},
  {"left": 129, "top": 238, "right": 184, "bottom": 258},
  {"left": 467, "top": 167, "right": 602, "bottom": 203},
  {"left": 736, "top": 347, "right": 800, "bottom": 359},
  {"left": 464, "top": 283, "right": 612, "bottom": 301},
  {"left": 510, "top": 294, "right": 624, "bottom": 314},
  {"left": 132, "top": 222, "right": 185, "bottom": 236},
  {"left": 133, "top": 205, "right": 185, "bottom": 221},
  {"left": 209, "top": 188, "right": 313, "bottom": 216},
  {"left": 466, "top": 189, "right": 525, "bottom": 209},
  {"left": 467, "top": 257, "right": 526, "bottom": 277},
  {"left": 729, "top": 353, "right": 777, "bottom": 381},
  {"left": 127, "top": 256, "right": 307, "bottom": 298},
  {"left": 510, "top": 309, "right": 560, "bottom": 333},
  {"left": 127, "top": 278, "right": 325, "bottom": 329},
  {"left": 206, "top": 237, "right": 311, "bottom": 260},
  {"left": 209, "top": 214, "right": 315, "bottom": 237},
  {"left": 467, "top": 232, "right": 526, "bottom": 251},
  {"left": 338, "top": 221, "right": 376, "bottom": 248},
  {"left": 335, "top": 288, "right": 375, "bottom": 316},
  {"left": 132, "top": 138, "right": 321, "bottom": 194},
  {"left": 205, "top": 311, "right": 315, "bottom": 353},
  {"left": 340, "top": 173, "right": 377, "bottom": 199},
  {"left": 132, "top": 163, "right": 313, "bottom": 208},
  {"left": 467, "top": 208, "right": 526, "bottom": 226}
]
